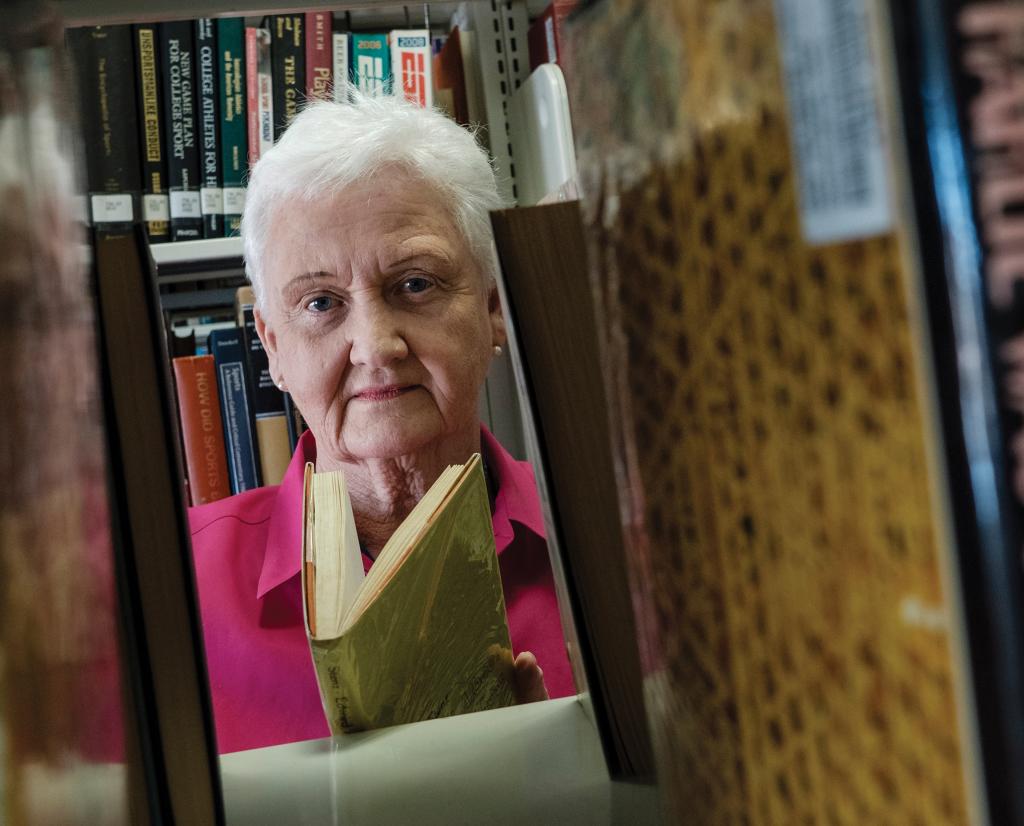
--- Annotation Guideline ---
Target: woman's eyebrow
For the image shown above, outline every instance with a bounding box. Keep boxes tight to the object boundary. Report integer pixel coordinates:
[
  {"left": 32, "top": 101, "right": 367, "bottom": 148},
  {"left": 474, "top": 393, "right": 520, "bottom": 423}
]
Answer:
[
  {"left": 382, "top": 249, "right": 454, "bottom": 271},
  {"left": 282, "top": 271, "right": 335, "bottom": 298}
]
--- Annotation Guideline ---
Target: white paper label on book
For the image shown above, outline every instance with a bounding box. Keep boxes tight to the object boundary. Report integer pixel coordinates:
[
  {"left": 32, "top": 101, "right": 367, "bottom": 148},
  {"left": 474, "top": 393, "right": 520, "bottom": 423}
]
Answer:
[
  {"left": 90, "top": 193, "right": 134, "bottom": 224},
  {"left": 201, "top": 187, "right": 225, "bottom": 215},
  {"left": 773, "top": 0, "right": 893, "bottom": 245},
  {"left": 170, "top": 190, "right": 202, "bottom": 219},
  {"left": 223, "top": 187, "right": 246, "bottom": 213},
  {"left": 143, "top": 193, "right": 170, "bottom": 222}
]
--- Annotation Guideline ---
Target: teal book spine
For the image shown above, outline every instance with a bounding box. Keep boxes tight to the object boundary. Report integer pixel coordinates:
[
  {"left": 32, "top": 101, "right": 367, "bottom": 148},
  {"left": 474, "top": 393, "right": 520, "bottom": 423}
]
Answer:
[
  {"left": 351, "top": 33, "right": 390, "bottom": 98},
  {"left": 217, "top": 18, "right": 246, "bottom": 236}
]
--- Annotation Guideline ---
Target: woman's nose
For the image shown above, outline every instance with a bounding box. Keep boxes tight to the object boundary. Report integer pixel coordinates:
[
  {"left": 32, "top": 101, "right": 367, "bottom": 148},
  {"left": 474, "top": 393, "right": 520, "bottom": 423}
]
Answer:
[{"left": 347, "top": 301, "right": 409, "bottom": 367}]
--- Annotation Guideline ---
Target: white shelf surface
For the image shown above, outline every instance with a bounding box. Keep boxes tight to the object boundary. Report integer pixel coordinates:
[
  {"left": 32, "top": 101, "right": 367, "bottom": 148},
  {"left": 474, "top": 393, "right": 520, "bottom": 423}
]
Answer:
[
  {"left": 150, "top": 236, "right": 243, "bottom": 267},
  {"left": 218, "top": 696, "right": 663, "bottom": 826}
]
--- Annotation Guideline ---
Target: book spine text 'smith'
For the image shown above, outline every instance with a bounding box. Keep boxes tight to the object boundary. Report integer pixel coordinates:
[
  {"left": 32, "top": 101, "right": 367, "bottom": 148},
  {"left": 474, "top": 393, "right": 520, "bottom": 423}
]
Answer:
[
  {"left": 306, "top": 12, "right": 332, "bottom": 102},
  {"left": 159, "top": 21, "right": 203, "bottom": 240},
  {"left": 195, "top": 19, "right": 222, "bottom": 238},
  {"left": 172, "top": 355, "right": 230, "bottom": 505},
  {"left": 352, "top": 34, "right": 390, "bottom": 98},
  {"left": 239, "top": 300, "right": 292, "bottom": 486},
  {"left": 269, "top": 15, "right": 305, "bottom": 141},
  {"left": 245, "top": 27, "right": 273, "bottom": 165},
  {"left": 390, "top": 30, "right": 433, "bottom": 108},
  {"left": 218, "top": 18, "right": 246, "bottom": 236},
  {"left": 209, "top": 329, "right": 261, "bottom": 493},
  {"left": 332, "top": 33, "right": 350, "bottom": 101},
  {"left": 133, "top": 24, "right": 170, "bottom": 242},
  {"left": 66, "top": 25, "right": 141, "bottom": 225}
]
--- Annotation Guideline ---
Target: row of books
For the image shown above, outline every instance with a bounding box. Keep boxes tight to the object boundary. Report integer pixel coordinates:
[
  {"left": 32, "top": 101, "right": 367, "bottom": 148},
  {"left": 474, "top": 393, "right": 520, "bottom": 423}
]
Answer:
[
  {"left": 65, "top": 15, "right": 439, "bottom": 244},
  {"left": 170, "top": 286, "right": 296, "bottom": 505}
]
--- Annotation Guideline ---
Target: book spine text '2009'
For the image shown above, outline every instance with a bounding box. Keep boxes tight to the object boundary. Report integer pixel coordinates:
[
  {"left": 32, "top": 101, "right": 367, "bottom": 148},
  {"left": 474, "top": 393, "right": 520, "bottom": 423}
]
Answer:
[{"left": 159, "top": 21, "right": 203, "bottom": 240}]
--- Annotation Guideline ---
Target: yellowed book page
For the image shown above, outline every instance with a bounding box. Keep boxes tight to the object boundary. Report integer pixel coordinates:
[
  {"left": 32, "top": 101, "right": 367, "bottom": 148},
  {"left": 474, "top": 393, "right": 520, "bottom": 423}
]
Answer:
[{"left": 309, "top": 460, "right": 514, "bottom": 732}]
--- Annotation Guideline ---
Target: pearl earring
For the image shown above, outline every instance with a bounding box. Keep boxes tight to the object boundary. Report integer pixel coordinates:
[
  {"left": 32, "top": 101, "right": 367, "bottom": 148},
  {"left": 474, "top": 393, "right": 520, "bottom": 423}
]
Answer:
[
  {"left": 493, "top": 345, "right": 503, "bottom": 357},
  {"left": 276, "top": 380, "right": 285, "bottom": 391}
]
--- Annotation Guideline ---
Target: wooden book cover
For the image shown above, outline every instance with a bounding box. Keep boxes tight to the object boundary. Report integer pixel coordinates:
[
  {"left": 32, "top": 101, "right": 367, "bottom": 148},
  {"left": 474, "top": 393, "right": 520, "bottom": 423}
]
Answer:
[
  {"left": 171, "top": 355, "right": 231, "bottom": 505},
  {"left": 567, "top": 0, "right": 979, "bottom": 823},
  {"left": 93, "top": 227, "right": 222, "bottom": 824},
  {"left": 302, "top": 455, "right": 515, "bottom": 733},
  {"left": 491, "top": 202, "right": 654, "bottom": 778}
]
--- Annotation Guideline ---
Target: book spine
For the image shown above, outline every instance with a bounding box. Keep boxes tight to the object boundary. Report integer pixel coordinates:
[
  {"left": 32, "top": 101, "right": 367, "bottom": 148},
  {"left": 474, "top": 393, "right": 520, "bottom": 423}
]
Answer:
[
  {"left": 332, "top": 32, "right": 350, "bottom": 102},
  {"left": 159, "top": 21, "right": 203, "bottom": 240},
  {"left": 269, "top": 14, "right": 305, "bottom": 140},
  {"left": 195, "top": 19, "right": 222, "bottom": 238},
  {"left": 209, "top": 328, "right": 262, "bottom": 493},
  {"left": 66, "top": 25, "right": 141, "bottom": 225},
  {"left": 239, "top": 302, "right": 292, "bottom": 486},
  {"left": 351, "top": 34, "right": 390, "bottom": 98},
  {"left": 171, "top": 355, "right": 231, "bottom": 505},
  {"left": 256, "top": 28, "right": 275, "bottom": 156},
  {"left": 132, "top": 24, "right": 170, "bottom": 242},
  {"left": 390, "top": 30, "right": 433, "bottom": 108},
  {"left": 306, "top": 12, "right": 333, "bottom": 102},
  {"left": 218, "top": 18, "right": 246, "bottom": 235},
  {"left": 527, "top": 5, "right": 557, "bottom": 70}
]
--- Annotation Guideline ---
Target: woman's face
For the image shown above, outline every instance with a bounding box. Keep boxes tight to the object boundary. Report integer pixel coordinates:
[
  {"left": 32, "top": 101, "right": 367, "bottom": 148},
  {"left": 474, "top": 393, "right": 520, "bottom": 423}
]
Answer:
[{"left": 254, "top": 172, "right": 504, "bottom": 464}]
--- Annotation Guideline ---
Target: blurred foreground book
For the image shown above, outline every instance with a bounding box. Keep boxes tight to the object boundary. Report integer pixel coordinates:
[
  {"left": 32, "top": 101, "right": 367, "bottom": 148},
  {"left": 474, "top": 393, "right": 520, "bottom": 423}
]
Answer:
[{"left": 302, "top": 454, "right": 515, "bottom": 733}]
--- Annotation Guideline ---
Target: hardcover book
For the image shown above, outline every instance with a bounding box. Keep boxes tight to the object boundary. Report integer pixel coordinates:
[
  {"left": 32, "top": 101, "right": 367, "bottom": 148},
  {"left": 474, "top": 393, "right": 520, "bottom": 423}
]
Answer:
[
  {"left": 302, "top": 454, "right": 515, "bottom": 733},
  {"left": 217, "top": 18, "right": 246, "bottom": 235},
  {"left": 527, "top": 1, "right": 578, "bottom": 74},
  {"left": 351, "top": 33, "right": 390, "bottom": 98},
  {"left": 390, "top": 29, "right": 432, "bottom": 108},
  {"left": 171, "top": 355, "right": 230, "bottom": 506},
  {"left": 306, "top": 11, "right": 332, "bottom": 102},
  {"left": 66, "top": 25, "right": 141, "bottom": 226},
  {"left": 267, "top": 14, "right": 305, "bottom": 140},
  {"left": 132, "top": 23, "right": 170, "bottom": 242},
  {"left": 159, "top": 21, "right": 203, "bottom": 240},
  {"left": 245, "top": 26, "right": 273, "bottom": 165},
  {"left": 194, "top": 18, "right": 222, "bottom": 238},
  {"left": 235, "top": 286, "right": 291, "bottom": 486},
  {"left": 208, "top": 328, "right": 261, "bottom": 494}
]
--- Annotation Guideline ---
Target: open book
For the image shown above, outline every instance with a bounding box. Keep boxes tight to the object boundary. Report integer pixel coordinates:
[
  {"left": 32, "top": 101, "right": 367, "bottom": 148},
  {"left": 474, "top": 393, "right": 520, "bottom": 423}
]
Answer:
[{"left": 301, "top": 454, "right": 516, "bottom": 733}]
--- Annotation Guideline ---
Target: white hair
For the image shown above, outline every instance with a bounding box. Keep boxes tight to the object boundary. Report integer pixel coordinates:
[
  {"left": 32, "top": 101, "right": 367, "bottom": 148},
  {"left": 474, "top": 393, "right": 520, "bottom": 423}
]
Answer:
[{"left": 241, "top": 88, "right": 507, "bottom": 305}]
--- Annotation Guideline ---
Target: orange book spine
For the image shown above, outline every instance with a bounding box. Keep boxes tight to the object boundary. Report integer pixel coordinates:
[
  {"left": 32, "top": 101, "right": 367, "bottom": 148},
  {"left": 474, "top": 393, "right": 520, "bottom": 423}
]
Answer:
[{"left": 172, "top": 355, "right": 231, "bottom": 505}]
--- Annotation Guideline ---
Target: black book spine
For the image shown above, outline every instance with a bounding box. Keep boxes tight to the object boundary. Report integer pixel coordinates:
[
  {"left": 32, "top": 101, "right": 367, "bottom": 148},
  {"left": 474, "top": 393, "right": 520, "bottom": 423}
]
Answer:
[
  {"left": 133, "top": 23, "right": 170, "bottom": 243},
  {"left": 158, "top": 21, "right": 203, "bottom": 241},
  {"left": 194, "top": 19, "right": 222, "bottom": 238},
  {"left": 267, "top": 14, "right": 305, "bottom": 141},
  {"left": 66, "top": 25, "right": 141, "bottom": 226}
]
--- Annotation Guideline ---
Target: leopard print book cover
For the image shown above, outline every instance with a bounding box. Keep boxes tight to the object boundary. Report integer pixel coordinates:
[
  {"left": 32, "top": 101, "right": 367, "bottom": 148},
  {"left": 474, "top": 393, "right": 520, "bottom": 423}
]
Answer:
[{"left": 566, "top": 1, "right": 971, "bottom": 824}]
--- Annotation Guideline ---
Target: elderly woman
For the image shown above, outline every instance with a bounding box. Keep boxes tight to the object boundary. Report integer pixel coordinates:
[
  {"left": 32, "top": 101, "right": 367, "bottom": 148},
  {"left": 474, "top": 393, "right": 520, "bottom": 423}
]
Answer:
[{"left": 188, "top": 92, "right": 574, "bottom": 754}]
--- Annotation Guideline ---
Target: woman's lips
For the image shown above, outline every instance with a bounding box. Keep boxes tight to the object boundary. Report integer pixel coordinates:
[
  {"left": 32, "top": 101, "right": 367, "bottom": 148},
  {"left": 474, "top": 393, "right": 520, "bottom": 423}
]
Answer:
[{"left": 354, "top": 384, "right": 416, "bottom": 401}]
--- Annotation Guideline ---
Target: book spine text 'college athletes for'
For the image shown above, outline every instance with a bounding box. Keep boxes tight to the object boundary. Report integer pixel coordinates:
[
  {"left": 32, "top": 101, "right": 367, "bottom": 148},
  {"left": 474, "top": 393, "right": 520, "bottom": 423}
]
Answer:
[
  {"left": 159, "top": 21, "right": 203, "bottom": 240},
  {"left": 195, "top": 18, "right": 222, "bottom": 238}
]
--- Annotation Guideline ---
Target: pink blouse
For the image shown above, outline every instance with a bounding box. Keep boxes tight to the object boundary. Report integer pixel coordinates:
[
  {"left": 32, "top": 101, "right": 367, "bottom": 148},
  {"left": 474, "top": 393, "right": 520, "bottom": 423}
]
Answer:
[{"left": 188, "top": 427, "right": 574, "bottom": 754}]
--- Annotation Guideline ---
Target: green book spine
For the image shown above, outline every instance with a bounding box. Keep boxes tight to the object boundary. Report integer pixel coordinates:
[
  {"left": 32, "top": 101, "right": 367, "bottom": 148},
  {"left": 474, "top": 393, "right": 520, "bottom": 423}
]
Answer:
[
  {"left": 351, "top": 33, "right": 390, "bottom": 98},
  {"left": 217, "top": 18, "right": 246, "bottom": 236}
]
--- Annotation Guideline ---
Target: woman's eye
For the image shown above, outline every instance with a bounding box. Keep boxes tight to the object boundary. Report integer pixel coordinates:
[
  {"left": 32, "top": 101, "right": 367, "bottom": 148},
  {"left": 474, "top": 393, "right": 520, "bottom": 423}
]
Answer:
[
  {"left": 399, "top": 276, "right": 433, "bottom": 295},
  {"left": 307, "top": 295, "right": 335, "bottom": 313}
]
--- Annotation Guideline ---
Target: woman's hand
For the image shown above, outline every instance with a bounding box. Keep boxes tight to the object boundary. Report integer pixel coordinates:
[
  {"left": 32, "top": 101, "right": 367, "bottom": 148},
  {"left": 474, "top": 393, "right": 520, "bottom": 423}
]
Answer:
[{"left": 512, "top": 651, "right": 549, "bottom": 704}]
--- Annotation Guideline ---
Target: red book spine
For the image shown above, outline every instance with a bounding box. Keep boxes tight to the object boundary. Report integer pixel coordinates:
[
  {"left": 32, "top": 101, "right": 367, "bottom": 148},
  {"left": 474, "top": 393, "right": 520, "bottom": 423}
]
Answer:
[
  {"left": 245, "top": 27, "right": 260, "bottom": 166},
  {"left": 306, "top": 12, "right": 332, "bottom": 101},
  {"left": 173, "top": 355, "right": 231, "bottom": 506}
]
